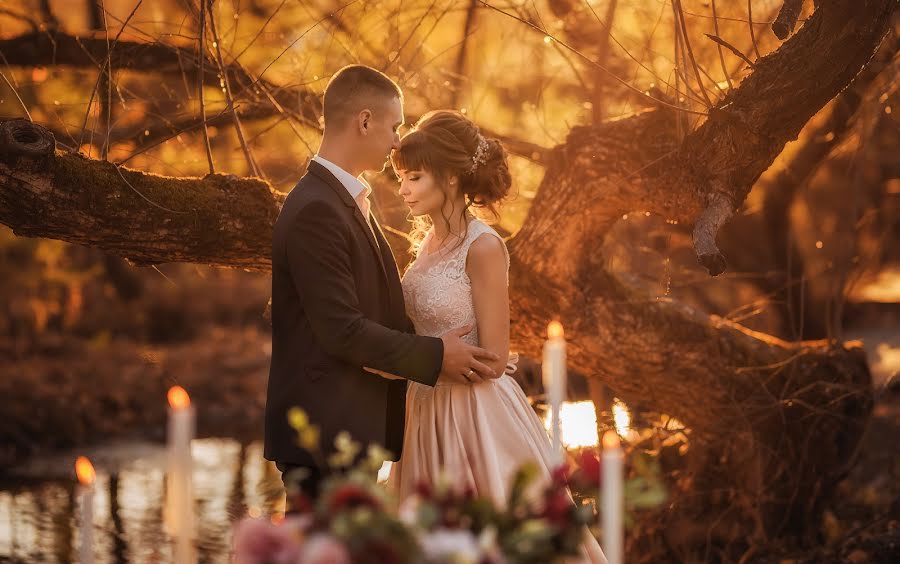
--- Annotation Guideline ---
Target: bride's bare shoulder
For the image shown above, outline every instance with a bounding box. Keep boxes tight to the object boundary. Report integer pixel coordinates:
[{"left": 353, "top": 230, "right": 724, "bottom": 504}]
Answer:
[{"left": 465, "top": 229, "right": 507, "bottom": 276}]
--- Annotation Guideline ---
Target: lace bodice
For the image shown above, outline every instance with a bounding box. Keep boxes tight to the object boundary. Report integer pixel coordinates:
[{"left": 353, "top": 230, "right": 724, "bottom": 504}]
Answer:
[{"left": 402, "top": 219, "right": 509, "bottom": 346}]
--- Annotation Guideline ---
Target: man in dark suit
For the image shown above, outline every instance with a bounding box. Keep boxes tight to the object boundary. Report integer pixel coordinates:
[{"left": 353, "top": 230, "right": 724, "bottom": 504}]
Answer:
[{"left": 265, "top": 65, "right": 499, "bottom": 500}]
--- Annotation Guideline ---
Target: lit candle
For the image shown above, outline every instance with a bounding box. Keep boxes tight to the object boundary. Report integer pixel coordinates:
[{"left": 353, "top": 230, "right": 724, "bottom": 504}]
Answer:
[
  {"left": 601, "top": 430, "right": 623, "bottom": 564},
  {"left": 164, "top": 385, "right": 196, "bottom": 564},
  {"left": 542, "top": 321, "right": 567, "bottom": 465},
  {"left": 75, "top": 456, "right": 95, "bottom": 564}
]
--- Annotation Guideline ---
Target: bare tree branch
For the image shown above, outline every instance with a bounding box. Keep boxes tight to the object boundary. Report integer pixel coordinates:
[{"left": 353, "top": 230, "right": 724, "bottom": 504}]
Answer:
[
  {"left": 773, "top": 0, "right": 805, "bottom": 40},
  {"left": 198, "top": 0, "right": 215, "bottom": 173},
  {"left": 0, "top": 118, "right": 280, "bottom": 270},
  {"left": 0, "top": 31, "right": 323, "bottom": 127},
  {"left": 711, "top": 0, "right": 734, "bottom": 90},
  {"left": 206, "top": 0, "right": 260, "bottom": 177}
]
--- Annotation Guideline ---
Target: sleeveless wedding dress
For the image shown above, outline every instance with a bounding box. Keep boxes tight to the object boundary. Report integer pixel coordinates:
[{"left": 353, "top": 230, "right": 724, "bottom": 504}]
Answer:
[{"left": 387, "top": 219, "right": 607, "bottom": 563}]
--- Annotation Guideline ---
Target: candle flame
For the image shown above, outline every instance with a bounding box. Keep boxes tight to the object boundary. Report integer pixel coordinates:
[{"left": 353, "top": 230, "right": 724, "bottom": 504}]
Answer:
[
  {"left": 547, "top": 321, "right": 564, "bottom": 339},
  {"left": 75, "top": 456, "right": 95, "bottom": 485},
  {"left": 602, "top": 430, "right": 621, "bottom": 450},
  {"left": 167, "top": 385, "right": 191, "bottom": 410}
]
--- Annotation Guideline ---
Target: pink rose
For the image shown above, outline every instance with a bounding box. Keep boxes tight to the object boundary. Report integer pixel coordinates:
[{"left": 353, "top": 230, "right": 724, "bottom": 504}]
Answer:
[
  {"left": 232, "top": 517, "right": 303, "bottom": 564},
  {"left": 299, "top": 534, "right": 351, "bottom": 564}
]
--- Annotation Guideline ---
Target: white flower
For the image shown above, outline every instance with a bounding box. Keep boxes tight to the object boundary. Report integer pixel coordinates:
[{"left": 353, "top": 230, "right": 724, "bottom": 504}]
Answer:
[
  {"left": 397, "top": 494, "right": 422, "bottom": 525},
  {"left": 421, "top": 528, "right": 481, "bottom": 563},
  {"left": 477, "top": 527, "right": 505, "bottom": 564}
]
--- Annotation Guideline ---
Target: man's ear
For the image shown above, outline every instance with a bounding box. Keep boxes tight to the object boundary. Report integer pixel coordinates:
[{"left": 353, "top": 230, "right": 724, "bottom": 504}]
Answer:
[{"left": 358, "top": 109, "right": 373, "bottom": 135}]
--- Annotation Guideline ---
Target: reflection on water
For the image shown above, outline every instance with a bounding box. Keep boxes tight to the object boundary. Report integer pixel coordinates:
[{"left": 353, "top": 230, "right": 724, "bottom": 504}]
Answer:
[
  {"left": 0, "top": 439, "right": 285, "bottom": 563},
  {"left": 0, "top": 401, "right": 631, "bottom": 562}
]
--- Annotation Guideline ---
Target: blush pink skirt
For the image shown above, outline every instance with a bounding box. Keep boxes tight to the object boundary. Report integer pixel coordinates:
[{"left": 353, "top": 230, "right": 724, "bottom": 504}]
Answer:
[{"left": 387, "top": 374, "right": 607, "bottom": 563}]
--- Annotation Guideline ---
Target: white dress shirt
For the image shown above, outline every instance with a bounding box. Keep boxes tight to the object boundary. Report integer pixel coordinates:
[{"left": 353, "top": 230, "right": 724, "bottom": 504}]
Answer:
[
  {"left": 311, "top": 154, "right": 378, "bottom": 243},
  {"left": 311, "top": 155, "right": 372, "bottom": 208}
]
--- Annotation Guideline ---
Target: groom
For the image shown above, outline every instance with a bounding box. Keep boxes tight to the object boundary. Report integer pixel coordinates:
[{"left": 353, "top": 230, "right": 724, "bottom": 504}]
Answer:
[{"left": 264, "top": 65, "right": 499, "bottom": 500}]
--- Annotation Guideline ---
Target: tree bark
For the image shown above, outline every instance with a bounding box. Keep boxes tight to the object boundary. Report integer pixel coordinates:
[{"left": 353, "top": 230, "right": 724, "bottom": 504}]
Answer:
[{"left": 0, "top": 119, "right": 281, "bottom": 270}]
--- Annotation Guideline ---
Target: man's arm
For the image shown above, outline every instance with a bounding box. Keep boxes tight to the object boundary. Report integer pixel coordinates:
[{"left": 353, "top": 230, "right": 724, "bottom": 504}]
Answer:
[{"left": 286, "top": 201, "right": 442, "bottom": 386}]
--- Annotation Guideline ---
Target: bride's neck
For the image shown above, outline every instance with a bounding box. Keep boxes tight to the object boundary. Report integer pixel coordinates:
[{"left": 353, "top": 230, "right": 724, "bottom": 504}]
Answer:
[{"left": 429, "top": 201, "right": 470, "bottom": 242}]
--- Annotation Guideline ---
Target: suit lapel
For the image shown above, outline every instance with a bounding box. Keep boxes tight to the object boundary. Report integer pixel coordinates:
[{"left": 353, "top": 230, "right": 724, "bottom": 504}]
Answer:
[
  {"left": 307, "top": 160, "right": 390, "bottom": 286},
  {"left": 371, "top": 217, "right": 406, "bottom": 315}
]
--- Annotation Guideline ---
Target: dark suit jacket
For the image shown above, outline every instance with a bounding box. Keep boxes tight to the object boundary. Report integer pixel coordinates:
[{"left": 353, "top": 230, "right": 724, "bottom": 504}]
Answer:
[{"left": 264, "top": 160, "right": 443, "bottom": 467}]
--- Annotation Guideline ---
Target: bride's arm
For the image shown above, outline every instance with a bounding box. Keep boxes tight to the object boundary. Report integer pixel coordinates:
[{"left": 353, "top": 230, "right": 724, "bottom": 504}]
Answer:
[{"left": 466, "top": 233, "right": 511, "bottom": 379}]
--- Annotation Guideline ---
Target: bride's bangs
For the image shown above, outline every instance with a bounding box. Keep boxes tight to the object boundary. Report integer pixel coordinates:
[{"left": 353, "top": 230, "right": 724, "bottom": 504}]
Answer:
[{"left": 391, "top": 130, "right": 436, "bottom": 174}]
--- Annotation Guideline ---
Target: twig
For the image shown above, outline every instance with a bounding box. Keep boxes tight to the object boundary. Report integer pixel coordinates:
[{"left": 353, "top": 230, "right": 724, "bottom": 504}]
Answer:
[
  {"left": 232, "top": 0, "right": 288, "bottom": 63},
  {"left": 198, "top": 0, "right": 215, "bottom": 174},
  {"left": 587, "top": 0, "right": 619, "bottom": 122},
  {"left": 207, "top": 0, "right": 261, "bottom": 177},
  {"left": 77, "top": 1, "right": 142, "bottom": 152},
  {"left": 450, "top": 0, "right": 479, "bottom": 107},
  {"left": 115, "top": 105, "right": 232, "bottom": 166},
  {"left": 0, "top": 69, "right": 32, "bottom": 121},
  {"left": 748, "top": 0, "right": 761, "bottom": 60},
  {"left": 112, "top": 162, "right": 187, "bottom": 214},
  {"left": 705, "top": 34, "right": 757, "bottom": 70},
  {"left": 711, "top": 1, "right": 733, "bottom": 90},
  {"left": 673, "top": 0, "right": 714, "bottom": 108},
  {"left": 383, "top": 0, "right": 441, "bottom": 72},
  {"left": 582, "top": 0, "right": 706, "bottom": 107},
  {"left": 477, "top": 1, "right": 707, "bottom": 116},
  {"left": 254, "top": 0, "right": 359, "bottom": 85},
  {"left": 101, "top": 0, "right": 112, "bottom": 161}
]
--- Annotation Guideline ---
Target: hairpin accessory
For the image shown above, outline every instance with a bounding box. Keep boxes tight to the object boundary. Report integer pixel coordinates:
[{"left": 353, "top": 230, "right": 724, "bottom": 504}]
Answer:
[{"left": 469, "top": 135, "right": 489, "bottom": 173}]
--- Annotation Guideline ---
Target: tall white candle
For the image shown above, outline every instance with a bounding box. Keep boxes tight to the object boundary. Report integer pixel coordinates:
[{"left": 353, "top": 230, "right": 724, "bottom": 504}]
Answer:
[
  {"left": 601, "top": 430, "right": 624, "bottom": 564},
  {"left": 164, "top": 385, "right": 196, "bottom": 564},
  {"left": 75, "top": 456, "right": 95, "bottom": 564},
  {"left": 542, "top": 321, "right": 567, "bottom": 466}
]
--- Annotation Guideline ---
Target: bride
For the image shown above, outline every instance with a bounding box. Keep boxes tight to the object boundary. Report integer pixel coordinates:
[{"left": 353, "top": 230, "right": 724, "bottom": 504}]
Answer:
[{"left": 378, "top": 110, "right": 607, "bottom": 563}]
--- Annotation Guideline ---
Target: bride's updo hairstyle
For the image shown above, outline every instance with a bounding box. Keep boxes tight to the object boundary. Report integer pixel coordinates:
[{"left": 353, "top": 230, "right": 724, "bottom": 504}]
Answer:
[{"left": 391, "top": 110, "right": 512, "bottom": 231}]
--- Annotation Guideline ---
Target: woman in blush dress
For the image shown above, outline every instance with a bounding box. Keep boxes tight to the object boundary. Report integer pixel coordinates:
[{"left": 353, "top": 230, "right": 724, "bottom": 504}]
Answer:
[{"left": 382, "top": 110, "right": 606, "bottom": 563}]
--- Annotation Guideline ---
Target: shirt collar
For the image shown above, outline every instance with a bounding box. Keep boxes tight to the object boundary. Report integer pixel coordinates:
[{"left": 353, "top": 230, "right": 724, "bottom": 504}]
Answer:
[{"left": 312, "top": 155, "right": 370, "bottom": 200}]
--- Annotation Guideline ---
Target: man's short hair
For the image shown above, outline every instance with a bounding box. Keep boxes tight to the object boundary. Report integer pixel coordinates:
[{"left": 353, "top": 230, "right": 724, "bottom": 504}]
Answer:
[{"left": 322, "top": 65, "right": 403, "bottom": 128}]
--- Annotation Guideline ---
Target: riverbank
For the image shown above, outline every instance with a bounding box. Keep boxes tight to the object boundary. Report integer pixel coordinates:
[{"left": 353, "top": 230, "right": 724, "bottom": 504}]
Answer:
[{"left": 0, "top": 325, "right": 270, "bottom": 470}]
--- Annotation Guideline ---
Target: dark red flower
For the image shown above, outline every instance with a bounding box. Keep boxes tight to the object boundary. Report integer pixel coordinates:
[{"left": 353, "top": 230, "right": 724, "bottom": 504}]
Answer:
[
  {"left": 327, "top": 484, "right": 381, "bottom": 513},
  {"left": 357, "top": 541, "right": 403, "bottom": 564},
  {"left": 577, "top": 450, "right": 603, "bottom": 488},
  {"left": 542, "top": 489, "right": 574, "bottom": 527},
  {"left": 550, "top": 463, "right": 570, "bottom": 487},
  {"left": 415, "top": 480, "right": 434, "bottom": 499},
  {"left": 286, "top": 491, "right": 313, "bottom": 514}
]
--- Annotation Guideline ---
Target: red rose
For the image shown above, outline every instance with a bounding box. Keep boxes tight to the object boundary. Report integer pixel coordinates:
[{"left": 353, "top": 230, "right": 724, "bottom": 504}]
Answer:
[
  {"left": 415, "top": 480, "right": 434, "bottom": 499},
  {"left": 542, "top": 489, "right": 574, "bottom": 527},
  {"left": 577, "top": 450, "right": 603, "bottom": 488},
  {"left": 327, "top": 484, "right": 382, "bottom": 513},
  {"left": 550, "top": 463, "right": 570, "bottom": 487}
]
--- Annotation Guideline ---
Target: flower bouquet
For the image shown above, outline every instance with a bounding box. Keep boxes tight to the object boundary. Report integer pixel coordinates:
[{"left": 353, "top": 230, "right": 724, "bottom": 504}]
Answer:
[{"left": 233, "top": 408, "right": 665, "bottom": 563}]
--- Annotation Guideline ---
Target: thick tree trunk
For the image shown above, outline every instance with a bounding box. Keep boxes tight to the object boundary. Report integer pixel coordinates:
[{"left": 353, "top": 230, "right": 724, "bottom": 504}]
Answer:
[{"left": 1, "top": 0, "right": 895, "bottom": 557}]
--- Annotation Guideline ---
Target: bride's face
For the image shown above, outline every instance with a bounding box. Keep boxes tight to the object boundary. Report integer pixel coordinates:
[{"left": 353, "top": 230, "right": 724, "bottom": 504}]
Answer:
[{"left": 396, "top": 168, "right": 458, "bottom": 217}]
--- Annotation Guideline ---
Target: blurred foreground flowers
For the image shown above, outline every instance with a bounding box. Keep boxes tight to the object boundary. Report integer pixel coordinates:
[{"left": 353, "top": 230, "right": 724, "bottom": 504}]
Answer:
[{"left": 233, "top": 408, "right": 665, "bottom": 563}]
